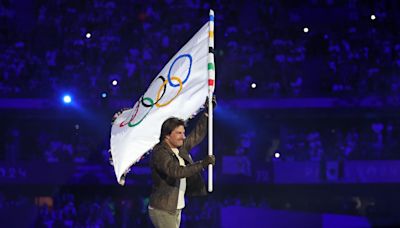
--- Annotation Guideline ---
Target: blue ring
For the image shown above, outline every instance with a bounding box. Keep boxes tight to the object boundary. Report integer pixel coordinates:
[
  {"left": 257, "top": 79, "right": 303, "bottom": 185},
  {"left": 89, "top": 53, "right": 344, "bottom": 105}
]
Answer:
[{"left": 167, "top": 54, "right": 192, "bottom": 87}]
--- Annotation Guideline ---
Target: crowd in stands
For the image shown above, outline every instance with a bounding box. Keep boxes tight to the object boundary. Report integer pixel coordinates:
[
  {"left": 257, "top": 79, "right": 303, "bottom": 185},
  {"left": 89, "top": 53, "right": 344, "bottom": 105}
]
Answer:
[
  {"left": 279, "top": 120, "right": 400, "bottom": 161},
  {"left": 2, "top": 116, "right": 400, "bottom": 169},
  {"left": 1, "top": 0, "right": 400, "bottom": 99},
  {"left": 0, "top": 191, "right": 259, "bottom": 227}
]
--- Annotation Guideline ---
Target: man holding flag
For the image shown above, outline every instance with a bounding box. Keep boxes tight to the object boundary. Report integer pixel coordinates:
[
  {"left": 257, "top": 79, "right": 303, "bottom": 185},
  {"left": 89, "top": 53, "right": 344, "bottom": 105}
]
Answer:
[
  {"left": 109, "top": 9, "right": 216, "bottom": 227},
  {"left": 148, "top": 98, "right": 215, "bottom": 228}
]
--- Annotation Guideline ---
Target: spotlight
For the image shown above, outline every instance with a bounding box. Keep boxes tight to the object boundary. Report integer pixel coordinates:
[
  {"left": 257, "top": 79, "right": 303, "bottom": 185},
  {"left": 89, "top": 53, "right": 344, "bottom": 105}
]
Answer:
[
  {"left": 274, "top": 152, "right": 280, "bottom": 158},
  {"left": 112, "top": 80, "right": 118, "bottom": 86},
  {"left": 370, "top": 14, "right": 376, "bottom": 20},
  {"left": 86, "top": 32, "right": 91, "bottom": 39},
  {"left": 63, "top": 95, "right": 72, "bottom": 104},
  {"left": 101, "top": 92, "right": 108, "bottom": 98},
  {"left": 303, "top": 27, "right": 309, "bottom": 33},
  {"left": 251, "top": 83, "right": 257, "bottom": 89}
]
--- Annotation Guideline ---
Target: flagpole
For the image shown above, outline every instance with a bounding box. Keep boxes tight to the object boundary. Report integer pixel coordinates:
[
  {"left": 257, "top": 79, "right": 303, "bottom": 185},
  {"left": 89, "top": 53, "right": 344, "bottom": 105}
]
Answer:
[{"left": 208, "top": 9, "right": 215, "bottom": 192}]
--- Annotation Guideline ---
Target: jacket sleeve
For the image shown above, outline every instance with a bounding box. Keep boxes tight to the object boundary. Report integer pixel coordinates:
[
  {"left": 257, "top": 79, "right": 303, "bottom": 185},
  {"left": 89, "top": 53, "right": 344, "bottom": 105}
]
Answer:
[
  {"left": 181, "top": 113, "right": 208, "bottom": 153},
  {"left": 152, "top": 148, "right": 204, "bottom": 179}
]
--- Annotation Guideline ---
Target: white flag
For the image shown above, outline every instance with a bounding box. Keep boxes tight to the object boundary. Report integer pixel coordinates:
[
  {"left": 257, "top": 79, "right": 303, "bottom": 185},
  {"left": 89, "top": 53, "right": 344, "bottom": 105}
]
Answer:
[{"left": 110, "top": 22, "right": 211, "bottom": 185}]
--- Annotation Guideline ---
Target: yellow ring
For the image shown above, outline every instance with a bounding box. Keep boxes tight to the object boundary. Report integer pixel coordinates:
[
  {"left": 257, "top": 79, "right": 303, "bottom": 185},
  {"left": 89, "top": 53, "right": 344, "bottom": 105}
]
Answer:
[{"left": 155, "top": 76, "right": 183, "bottom": 107}]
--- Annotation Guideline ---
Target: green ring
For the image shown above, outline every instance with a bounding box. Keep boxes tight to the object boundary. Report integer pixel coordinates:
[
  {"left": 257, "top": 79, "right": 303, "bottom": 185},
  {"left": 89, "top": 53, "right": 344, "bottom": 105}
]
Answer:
[{"left": 128, "top": 98, "right": 154, "bottom": 127}]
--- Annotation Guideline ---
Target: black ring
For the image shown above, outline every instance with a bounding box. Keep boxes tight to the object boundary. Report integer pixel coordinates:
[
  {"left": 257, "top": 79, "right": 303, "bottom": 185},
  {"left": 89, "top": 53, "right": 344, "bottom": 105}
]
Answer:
[{"left": 141, "top": 75, "right": 167, "bottom": 107}]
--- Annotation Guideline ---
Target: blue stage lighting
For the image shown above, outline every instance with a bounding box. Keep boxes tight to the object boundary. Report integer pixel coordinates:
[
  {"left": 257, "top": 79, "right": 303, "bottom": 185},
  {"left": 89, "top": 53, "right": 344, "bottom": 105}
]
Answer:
[
  {"left": 63, "top": 95, "right": 72, "bottom": 104},
  {"left": 101, "top": 92, "right": 107, "bottom": 98}
]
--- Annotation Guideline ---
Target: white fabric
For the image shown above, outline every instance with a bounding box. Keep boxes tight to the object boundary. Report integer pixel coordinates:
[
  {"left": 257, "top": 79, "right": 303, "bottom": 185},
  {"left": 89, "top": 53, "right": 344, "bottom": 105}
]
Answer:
[
  {"left": 110, "top": 22, "right": 210, "bottom": 184},
  {"left": 171, "top": 148, "right": 186, "bottom": 209}
]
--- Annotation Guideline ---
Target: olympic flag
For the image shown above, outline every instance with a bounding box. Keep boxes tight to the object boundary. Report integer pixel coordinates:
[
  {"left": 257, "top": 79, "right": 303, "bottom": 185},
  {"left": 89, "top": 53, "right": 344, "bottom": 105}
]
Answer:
[{"left": 110, "top": 11, "right": 215, "bottom": 185}]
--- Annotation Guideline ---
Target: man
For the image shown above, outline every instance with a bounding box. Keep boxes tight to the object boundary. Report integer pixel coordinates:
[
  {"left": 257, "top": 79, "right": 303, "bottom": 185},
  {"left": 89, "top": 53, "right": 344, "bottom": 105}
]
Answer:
[{"left": 148, "top": 99, "right": 216, "bottom": 228}]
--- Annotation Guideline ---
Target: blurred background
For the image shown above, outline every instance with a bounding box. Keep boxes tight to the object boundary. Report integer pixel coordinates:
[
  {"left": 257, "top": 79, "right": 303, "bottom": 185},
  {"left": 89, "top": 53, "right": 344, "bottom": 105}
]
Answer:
[{"left": 1, "top": 0, "right": 400, "bottom": 227}]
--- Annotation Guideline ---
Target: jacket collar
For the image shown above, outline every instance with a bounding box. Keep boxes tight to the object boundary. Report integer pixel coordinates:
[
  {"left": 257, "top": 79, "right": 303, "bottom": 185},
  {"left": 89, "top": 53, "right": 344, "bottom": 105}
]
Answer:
[
  {"left": 159, "top": 141, "right": 193, "bottom": 164},
  {"left": 160, "top": 141, "right": 176, "bottom": 155}
]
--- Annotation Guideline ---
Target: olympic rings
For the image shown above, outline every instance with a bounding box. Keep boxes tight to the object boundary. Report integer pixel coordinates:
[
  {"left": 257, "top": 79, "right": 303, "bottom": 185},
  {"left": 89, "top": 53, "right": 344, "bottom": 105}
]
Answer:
[
  {"left": 120, "top": 54, "right": 192, "bottom": 128},
  {"left": 167, "top": 54, "right": 192, "bottom": 87}
]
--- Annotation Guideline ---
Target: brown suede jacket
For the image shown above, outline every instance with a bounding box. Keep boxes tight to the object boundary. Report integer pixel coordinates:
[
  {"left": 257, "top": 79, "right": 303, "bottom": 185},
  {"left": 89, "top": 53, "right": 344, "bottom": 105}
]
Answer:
[{"left": 149, "top": 113, "right": 208, "bottom": 213}]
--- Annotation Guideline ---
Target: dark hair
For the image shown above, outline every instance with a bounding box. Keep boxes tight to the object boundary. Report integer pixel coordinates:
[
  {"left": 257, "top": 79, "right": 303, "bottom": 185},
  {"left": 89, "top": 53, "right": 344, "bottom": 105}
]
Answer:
[{"left": 159, "top": 117, "right": 185, "bottom": 141}]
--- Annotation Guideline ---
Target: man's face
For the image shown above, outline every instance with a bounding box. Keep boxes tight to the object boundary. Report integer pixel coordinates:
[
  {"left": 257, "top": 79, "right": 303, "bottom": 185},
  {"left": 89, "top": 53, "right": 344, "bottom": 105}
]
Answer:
[{"left": 165, "top": 125, "right": 186, "bottom": 148}]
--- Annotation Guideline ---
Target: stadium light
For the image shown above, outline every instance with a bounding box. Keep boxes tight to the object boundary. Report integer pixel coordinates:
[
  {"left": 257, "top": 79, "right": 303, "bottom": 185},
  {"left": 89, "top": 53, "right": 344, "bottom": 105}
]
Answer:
[{"left": 63, "top": 95, "right": 72, "bottom": 104}]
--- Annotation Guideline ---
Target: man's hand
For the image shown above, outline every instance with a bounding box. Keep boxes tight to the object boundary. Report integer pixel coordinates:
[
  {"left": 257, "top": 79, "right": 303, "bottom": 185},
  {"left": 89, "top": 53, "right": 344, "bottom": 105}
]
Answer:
[
  {"left": 204, "top": 95, "right": 217, "bottom": 112},
  {"left": 201, "top": 155, "right": 216, "bottom": 168}
]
